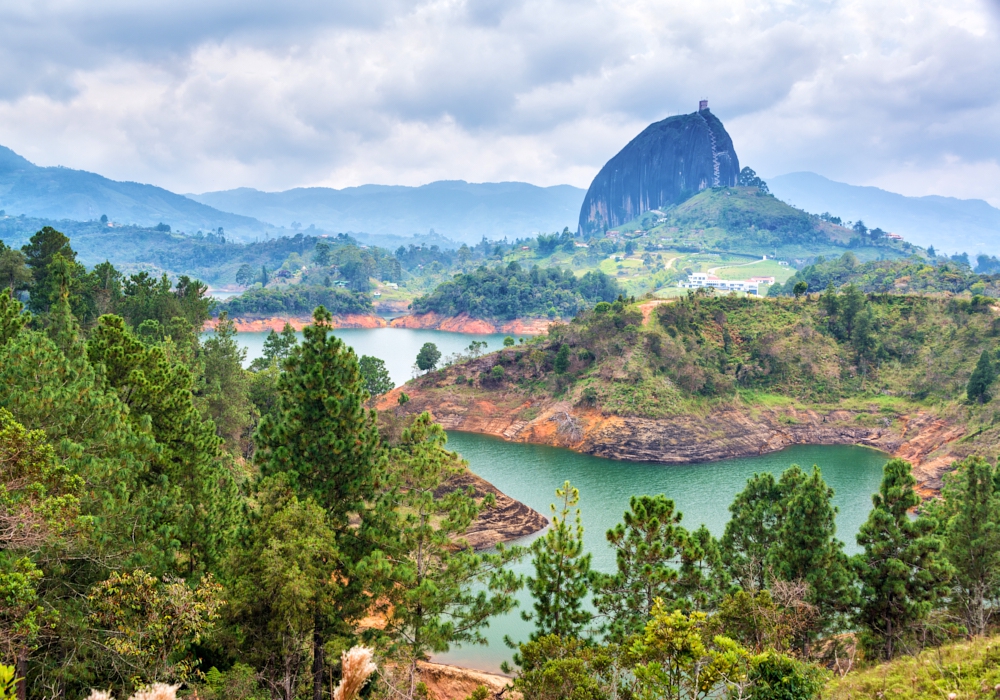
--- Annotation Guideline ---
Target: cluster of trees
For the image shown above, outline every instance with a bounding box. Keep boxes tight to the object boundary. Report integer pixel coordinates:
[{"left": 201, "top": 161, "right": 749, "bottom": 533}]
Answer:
[
  {"left": 500, "top": 450, "right": 1000, "bottom": 698},
  {"left": 770, "top": 252, "right": 993, "bottom": 297},
  {"left": 411, "top": 262, "right": 620, "bottom": 320},
  {"left": 219, "top": 285, "right": 372, "bottom": 317}
]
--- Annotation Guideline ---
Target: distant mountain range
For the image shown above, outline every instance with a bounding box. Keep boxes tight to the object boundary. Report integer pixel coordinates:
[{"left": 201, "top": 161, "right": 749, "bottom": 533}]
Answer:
[
  {"left": 189, "top": 181, "right": 586, "bottom": 244},
  {"left": 0, "top": 146, "right": 269, "bottom": 239},
  {"left": 768, "top": 172, "right": 1000, "bottom": 255},
  {"left": 1, "top": 141, "right": 997, "bottom": 254}
]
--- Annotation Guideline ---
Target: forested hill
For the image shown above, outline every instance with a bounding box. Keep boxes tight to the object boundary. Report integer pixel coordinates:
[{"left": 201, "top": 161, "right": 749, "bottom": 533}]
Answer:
[
  {"left": 410, "top": 290, "right": 1000, "bottom": 416},
  {"left": 410, "top": 263, "right": 621, "bottom": 320},
  {"left": 769, "top": 252, "right": 1000, "bottom": 297}
]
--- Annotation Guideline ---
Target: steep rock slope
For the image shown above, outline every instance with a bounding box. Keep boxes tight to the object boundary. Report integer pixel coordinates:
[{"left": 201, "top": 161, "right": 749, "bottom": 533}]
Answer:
[{"left": 579, "top": 107, "right": 739, "bottom": 236}]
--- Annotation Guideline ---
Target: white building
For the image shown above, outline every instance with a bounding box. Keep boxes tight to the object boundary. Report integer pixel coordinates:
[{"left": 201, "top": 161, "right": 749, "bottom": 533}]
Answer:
[{"left": 679, "top": 272, "right": 761, "bottom": 295}]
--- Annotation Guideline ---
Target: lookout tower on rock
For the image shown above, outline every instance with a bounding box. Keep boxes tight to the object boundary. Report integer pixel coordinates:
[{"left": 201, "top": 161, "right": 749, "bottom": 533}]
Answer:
[{"left": 699, "top": 99, "right": 708, "bottom": 111}]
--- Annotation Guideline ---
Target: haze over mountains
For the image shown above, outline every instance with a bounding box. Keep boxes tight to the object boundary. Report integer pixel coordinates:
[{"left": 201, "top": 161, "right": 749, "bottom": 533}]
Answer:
[
  {"left": 768, "top": 172, "right": 1000, "bottom": 255},
  {"left": 0, "top": 146, "right": 268, "bottom": 238},
  {"left": 189, "top": 181, "right": 586, "bottom": 244}
]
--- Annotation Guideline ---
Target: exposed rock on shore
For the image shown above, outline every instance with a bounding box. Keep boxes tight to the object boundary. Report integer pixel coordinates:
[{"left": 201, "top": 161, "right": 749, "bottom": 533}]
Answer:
[
  {"left": 416, "top": 662, "right": 516, "bottom": 700},
  {"left": 445, "top": 471, "right": 547, "bottom": 550},
  {"left": 378, "top": 380, "right": 968, "bottom": 497},
  {"left": 204, "top": 314, "right": 388, "bottom": 332}
]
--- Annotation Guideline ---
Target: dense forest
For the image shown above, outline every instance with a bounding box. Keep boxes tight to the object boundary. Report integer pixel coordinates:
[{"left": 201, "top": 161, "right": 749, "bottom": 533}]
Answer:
[{"left": 411, "top": 263, "right": 620, "bottom": 320}]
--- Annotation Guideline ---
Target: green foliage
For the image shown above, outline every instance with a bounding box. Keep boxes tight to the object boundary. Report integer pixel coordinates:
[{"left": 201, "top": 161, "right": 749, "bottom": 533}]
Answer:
[
  {"left": 968, "top": 350, "right": 996, "bottom": 403},
  {"left": 854, "top": 458, "right": 951, "bottom": 659},
  {"left": 359, "top": 355, "right": 394, "bottom": 398},
  {"left": 511, "top": 635, "right": 618, "bottom": 700},
  {"left": 523, "top": 481, "right": 595, "bottom": 640},
  {"left": 0, "top": 291, "right": 29, "bottom": 347},
  {"left": 198, "top": 313, "right": 254, "bottom": 455},
  {"left": 256, "top": 306, "right": 384, "bottom": 520},
  {"left": 21, "top": 226, "right": 77, "bottom": 313},
  {"left": 554, "top": 343, "right": 570, "bottom": 374},
  {"left": 745, "top": 652, "right": 823, "bottom": 700},
  {"left": 503, "top": 335, "right": 515, "bottom": 347},
  {"left": 0, "top": 665, "right": 15, "bottom": 700},
  {"left": 224, "top": 475, "right": 341, "bottom": 698},
  {"left": 773, "top": 252, "right": 986, "bottom": 297},
  {"left": 220, "top": 284, "right": 372, "bottom": 317},
  {"left": 629, "top": 603, "right": 749, "bottom": 700},
  {"left": 721, "top": 473, "right": 783, "bottom": 592},
  {"left": 595, "top": 495, "right": 686, "bottom": 641},
  {"left": 824, "top": 635, "right": 1000, "bottom": 700},
  {"left": 412, "top": 264, "right": 619, "bottom": 320},
  {"left": 416, "top": 342, "right": 441, "bottom": 372},
  {"left": 0, "top": 244, "right": 31, "bottom": 293},
  {"left": 248, "top": 322, "right": 298, "bottom": 370},
  {"left": 767, "top": 466, "right": 853, "bottom": 634},
  {"left": 88, "top": 569, "right": 224, "bottom": 685},
  {"left": 87, "top": 314, "right": 235, "bottom": 575},
  {"left": 936, "top": 456, "right": 1000, "bottom": 636}
]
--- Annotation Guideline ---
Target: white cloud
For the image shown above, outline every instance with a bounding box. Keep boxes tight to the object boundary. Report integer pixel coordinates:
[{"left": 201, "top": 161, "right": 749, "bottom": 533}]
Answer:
[{"left": 0, "top": 0, "right": 996, "bottom": 204}]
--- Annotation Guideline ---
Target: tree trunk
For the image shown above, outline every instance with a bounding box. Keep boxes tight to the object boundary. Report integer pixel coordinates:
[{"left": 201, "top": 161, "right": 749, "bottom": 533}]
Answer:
[
  {"left": 15, "top": 653, "right": 27, "bottom": 700},
  {"left": 313, "top": 623, "right": 324, "bottom": 700}
]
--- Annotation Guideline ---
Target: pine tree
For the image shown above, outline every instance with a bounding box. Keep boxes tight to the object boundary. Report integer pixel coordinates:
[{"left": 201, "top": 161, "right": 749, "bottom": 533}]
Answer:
[
  {"left": 225, "top": 475, "right": 341, "bottom": 700},
  {"left": 198, "top": 312, "right": 254, "bottom": 456},
  {"left": 87, "top": 314, "right": 236, "bottom": 576},
  {"left": 967, "top": 350, "right": 996, "bottom": 403},
  {"left": 767, "top": 466, "right": 854, "bottom": 635},
  {"left": 854, "top": 458, "right": 951, "bottom": 659},
  {"left": 21, "top": 226, "right": 76, "bottom": 313},
  {"left": 254, "top": 306, "right": 386, "bottom": 699},
  {"left": 0, "top": 291, "right": 29, "bottom": 347},
  {"left": 378, "top": 414, "right": 523, "bottom": 699},
  {"left": 358, "top": 355, "right": 394, "bottom": 399},
  {"left": 676, "top": 524, "right": 728, "bottom": 613},
  {"left": 595, "top": 494, "right": 685, "bottom": 641},
  {"left": 721, "top": 473, "right": 783, "bottom": 592},
  {"left": 523, "top": 480, "right": 595, "bottom": 640},
  {"left": 940, "top": 456, "right": 1000, "bottom": 636}
]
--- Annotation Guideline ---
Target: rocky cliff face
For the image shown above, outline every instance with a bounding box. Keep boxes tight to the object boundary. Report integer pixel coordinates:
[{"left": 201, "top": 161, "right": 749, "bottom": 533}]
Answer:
[{"left": 579, "top": 108, "right": 740, "bottom": 236}]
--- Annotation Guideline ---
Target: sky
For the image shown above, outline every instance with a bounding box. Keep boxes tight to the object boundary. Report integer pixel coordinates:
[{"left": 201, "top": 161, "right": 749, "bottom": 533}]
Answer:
[{"left": 0, "top": 0, "right": 998, "bottom": 204}]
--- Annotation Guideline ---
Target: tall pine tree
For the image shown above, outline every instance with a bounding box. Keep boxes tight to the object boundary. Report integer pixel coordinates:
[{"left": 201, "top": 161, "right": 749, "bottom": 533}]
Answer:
[
  {"left": 522, "top": 481, "right": 594, "bottom": 640},
  {"left": 767, "top": 466, "right": 854, "bottom": 635},
  {"left": 939, "top": 456, "right": 1000, "bottom": 636},
  {"left": 254, "top": 306, "right": 386, "bottom": 700},
  {"left": 595, "top": 494, "right": 685, "bottom": 642},
  {"left": 854, "top": 458, "right": 951, "bottom": 659}
]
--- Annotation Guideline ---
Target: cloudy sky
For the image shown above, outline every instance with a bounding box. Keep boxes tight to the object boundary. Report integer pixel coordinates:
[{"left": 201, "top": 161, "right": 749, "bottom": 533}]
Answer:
[{"left": 0, "top": 0, "right": 998, "bottom": 204}]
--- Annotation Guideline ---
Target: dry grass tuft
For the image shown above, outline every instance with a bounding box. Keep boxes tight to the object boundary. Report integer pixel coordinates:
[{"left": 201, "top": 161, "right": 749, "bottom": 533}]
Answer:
[{"left": 333, "top": 646, "right": 377, "bottom": 700}]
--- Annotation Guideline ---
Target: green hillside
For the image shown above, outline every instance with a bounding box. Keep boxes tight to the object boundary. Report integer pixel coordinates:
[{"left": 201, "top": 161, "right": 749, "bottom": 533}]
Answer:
[{"left": 619, "top": 187, "right": 919, "bottom": 262}]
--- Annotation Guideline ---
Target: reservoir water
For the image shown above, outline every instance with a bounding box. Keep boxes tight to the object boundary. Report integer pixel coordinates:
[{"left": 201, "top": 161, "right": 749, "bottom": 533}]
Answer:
[
  {"left": 226, "top": 326, "right": 889, "bottom": 674},
  {"left": 229, "top": 328, "right": 509, "bottom": 385}
]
